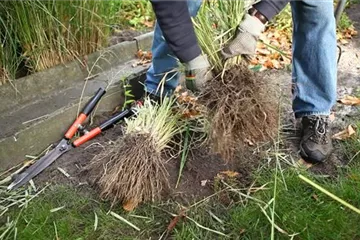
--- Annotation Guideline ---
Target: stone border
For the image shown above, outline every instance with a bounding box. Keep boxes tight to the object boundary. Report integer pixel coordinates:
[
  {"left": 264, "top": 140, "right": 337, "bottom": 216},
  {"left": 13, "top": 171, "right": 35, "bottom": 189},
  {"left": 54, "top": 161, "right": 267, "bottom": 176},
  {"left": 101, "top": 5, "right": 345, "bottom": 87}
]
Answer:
[
  {"left": 0, "top": 32, "right": 154, "bottom": 113},
  {"left": 0, "top": 32, "right": 153, "bottom": 170}
]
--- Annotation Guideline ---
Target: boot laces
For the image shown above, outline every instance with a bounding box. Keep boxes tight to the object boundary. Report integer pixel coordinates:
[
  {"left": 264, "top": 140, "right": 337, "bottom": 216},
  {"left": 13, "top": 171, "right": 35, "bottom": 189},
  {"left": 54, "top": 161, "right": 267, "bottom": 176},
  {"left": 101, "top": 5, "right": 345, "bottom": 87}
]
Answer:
[{"left": 310, "top": 116, "right": 329, "bottom": 144}]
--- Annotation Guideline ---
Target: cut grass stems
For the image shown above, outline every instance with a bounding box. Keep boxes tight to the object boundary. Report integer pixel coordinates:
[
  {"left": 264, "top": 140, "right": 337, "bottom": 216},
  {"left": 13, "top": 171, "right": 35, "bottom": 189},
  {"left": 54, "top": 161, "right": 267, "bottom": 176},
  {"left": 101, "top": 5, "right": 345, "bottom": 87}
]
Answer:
[{"left": 176, "top": 123, "right": 191, "bottom": 189}]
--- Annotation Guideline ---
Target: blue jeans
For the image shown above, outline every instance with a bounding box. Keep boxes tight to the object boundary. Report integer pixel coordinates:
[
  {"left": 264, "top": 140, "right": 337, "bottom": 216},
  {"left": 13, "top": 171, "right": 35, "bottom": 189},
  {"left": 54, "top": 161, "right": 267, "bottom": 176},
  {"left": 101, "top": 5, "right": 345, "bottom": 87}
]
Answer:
[
  {"left": 145, "top": 0, "right": 203, "bottom": 97},
  {"left": 290, "top": 0, "right": 337, "bottom": 118},
  {"left": 145, "top": 0, "right": 337, "bottom": 119}
]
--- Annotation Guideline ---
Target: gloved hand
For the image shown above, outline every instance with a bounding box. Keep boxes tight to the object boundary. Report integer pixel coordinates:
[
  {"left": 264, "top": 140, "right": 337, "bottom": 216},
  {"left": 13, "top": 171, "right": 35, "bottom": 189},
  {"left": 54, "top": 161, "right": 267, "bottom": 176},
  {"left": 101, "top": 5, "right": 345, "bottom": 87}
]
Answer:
[
  {"left": 183, "top": 54, "right": 213, "bottom": 92},
  {"left": 221, "top": 13, "right": 266, "bottom": 59}
]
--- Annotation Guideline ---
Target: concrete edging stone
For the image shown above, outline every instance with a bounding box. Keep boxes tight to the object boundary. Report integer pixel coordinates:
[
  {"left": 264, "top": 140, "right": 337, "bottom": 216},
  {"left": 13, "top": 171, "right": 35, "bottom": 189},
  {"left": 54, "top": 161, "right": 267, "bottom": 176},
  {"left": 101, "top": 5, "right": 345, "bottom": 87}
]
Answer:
[{"left": 0, "top": 32, "right": 154, "bottom": 170}]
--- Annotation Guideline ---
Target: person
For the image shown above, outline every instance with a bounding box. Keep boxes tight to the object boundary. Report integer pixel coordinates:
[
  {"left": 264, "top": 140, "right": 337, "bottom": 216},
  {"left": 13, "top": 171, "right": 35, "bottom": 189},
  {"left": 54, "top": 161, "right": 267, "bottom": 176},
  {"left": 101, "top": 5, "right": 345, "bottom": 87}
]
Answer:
[{"left": 146, "top": 0, "right": 337, "bottom": 164}]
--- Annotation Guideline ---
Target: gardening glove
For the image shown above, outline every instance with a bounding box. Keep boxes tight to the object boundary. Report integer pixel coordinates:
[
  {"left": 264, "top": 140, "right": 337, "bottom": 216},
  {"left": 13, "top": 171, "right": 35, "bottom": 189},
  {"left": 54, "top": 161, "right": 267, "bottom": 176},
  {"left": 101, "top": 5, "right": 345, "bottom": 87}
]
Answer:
[
  {"left": 221, "top": 13, "right": 266, "bottom": 60},
  {"left": 183, "top": 54, "right": 213, "bottom": 92}
]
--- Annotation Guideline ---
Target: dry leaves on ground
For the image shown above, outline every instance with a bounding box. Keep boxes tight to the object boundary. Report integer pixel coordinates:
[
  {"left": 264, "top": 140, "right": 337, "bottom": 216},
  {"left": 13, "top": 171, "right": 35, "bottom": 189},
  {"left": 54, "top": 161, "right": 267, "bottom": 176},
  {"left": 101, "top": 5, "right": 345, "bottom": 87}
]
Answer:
[
  {"left": 338, "top": 95, "right": 360, "bottom": 106},
  {"left": 332, "top": 125, "right": 356, "bottom": 140},
  {"left": 132, "top": 49, "right": 152, "bottom": 67},
  {"left": 250, "top": 24, "right": 358, "bottom": 70},
  {"left": 249, "top": 27, "right": 292, "bottom": 71},
  {"left": 337, "top": 26, "right": 358, "bottom": 45},
  {"left": 174, "top": 86, "right": 204, "bottom": 119}
]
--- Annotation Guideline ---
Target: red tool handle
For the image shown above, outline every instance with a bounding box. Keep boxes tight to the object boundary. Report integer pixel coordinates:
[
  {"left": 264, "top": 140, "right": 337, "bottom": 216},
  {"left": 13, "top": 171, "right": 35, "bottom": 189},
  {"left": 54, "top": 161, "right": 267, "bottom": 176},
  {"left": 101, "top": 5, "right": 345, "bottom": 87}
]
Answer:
[
  {"left": 72, "top": 127, "right": 101, "bottom": 147},
  {"left": 64, "top": 88, "right": 106, "bottom": 139},
  {"left": 72, "top": 108, "right": 134, "bottom": 147},
  {"left": 64, "top": 113, "right": 87, "bottom": 139}
]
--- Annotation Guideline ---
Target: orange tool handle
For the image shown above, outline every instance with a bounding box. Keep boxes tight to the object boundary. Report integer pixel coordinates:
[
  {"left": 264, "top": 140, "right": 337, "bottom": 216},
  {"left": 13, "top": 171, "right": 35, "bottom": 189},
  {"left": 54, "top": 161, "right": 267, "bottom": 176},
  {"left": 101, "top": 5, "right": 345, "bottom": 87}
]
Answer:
[
  {"left": 72, "top": 108, "right": 134, "bottom": 147},
  {"left": 64, "top": 87, "right": 106, "bottom": 140},
  {"left": 72, "top": 127, "right": 102, "bottom": 147},
  {"left": 64, "top": 113, "right": 87, "bottom": 139}
]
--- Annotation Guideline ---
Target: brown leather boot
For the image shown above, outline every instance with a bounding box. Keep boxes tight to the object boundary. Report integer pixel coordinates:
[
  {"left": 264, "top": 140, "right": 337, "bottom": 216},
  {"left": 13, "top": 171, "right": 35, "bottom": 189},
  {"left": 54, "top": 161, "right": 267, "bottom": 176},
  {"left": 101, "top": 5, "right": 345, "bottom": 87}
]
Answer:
[{"left": 300, "top": 115, "right": 334, "bottom": 163}]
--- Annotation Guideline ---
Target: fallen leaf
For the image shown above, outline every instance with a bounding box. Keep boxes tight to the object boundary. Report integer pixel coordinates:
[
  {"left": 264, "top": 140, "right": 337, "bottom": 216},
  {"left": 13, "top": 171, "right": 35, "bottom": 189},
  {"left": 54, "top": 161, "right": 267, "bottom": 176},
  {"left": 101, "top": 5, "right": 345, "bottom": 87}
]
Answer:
[
  {"left": 257, "top": 48, "right": 271, "bottom": 55},
  {"left": 336, "top": 32, "right": 343, "bottom": 40},
  {"left": 201, "top": 180, "right": 208, "bottom": 186},
  {"left": 269, "top": 52, "right": 281, "bottom": 60},
  {"left": 174, "top": 86, "right": 182, "bottom": 94},
  {"left": 142, "top": 20, "right": 154, "bottom": 28},
  {"left": 312, "top": 194, "right": 319, "bottom": 201},
  {"left": 340, "top": 38, "right": 349, "bottom": 45},
  {"left": 329, "top": 113, "right": 336, "bottom": 122},
  {"left": 250, "top": 58, "right": 259, "bottom": 65},
  {"left": 256, "top": 42, "right": 267, "bottom": 49},
  {"left": 338, "top": 95, "right": 360, "bottom": 106},
  {"left": 220, "top": 171, "right": 239, "bottom": 178},
  {"left": 166, "top": 210, "right": 186, "bottom": 232},
  {"left": 332, "top": 125, "right": 356, "bottom": 140},
  {"left": 271, "top": 59, "right": 281, "bottom": 69},
  {"left": 263, "top": 59, "right": 274, "bottom": 69},
  {"left": 297, "top": 158, "right": 313, "bottom": 169},
  {"left": 123, "top": 199, "right": 137, "bottom": 212},
  {"left": 136, "top": 49, "right": 144, "bottom": 59}
]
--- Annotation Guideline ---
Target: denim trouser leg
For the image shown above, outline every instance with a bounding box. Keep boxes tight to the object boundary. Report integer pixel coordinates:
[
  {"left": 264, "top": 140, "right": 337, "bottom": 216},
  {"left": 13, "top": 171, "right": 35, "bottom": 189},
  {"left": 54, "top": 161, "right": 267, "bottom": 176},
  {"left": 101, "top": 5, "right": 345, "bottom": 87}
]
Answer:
[
  {"left": 145, "top": 0, "right": 203, "bottom": 97},
  {"left": 290, "top": 0, "right": 337, "bottom": 118}
]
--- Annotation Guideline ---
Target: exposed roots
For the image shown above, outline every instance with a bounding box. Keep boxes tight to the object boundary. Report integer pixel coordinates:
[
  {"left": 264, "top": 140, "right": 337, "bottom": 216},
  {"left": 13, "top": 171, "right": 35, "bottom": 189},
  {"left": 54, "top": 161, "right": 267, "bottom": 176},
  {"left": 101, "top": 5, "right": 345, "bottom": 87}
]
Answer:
[
  {"left": 85, "top": 133, "right": 169, "bottom": 209},
  {"left": 199, "top": 63, "right": 279, "bottom": 162}
]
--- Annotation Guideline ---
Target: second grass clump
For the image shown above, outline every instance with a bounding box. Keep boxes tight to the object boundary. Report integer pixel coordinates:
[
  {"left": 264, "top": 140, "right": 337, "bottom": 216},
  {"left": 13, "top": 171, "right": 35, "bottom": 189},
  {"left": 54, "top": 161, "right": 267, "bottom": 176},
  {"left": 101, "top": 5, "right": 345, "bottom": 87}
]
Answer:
[
  {"left": 86, "top": 97, "right": 182, "bottom": 210},
  {"left": 193, "top": 0, "right": 279, "bottom": 161}
]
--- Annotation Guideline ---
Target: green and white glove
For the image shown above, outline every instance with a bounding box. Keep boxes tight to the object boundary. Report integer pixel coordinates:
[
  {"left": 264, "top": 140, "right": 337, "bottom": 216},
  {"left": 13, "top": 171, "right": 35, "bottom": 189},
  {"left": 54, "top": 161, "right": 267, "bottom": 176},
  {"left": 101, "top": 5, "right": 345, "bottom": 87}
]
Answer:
[
  {"left": 184, "top": 54, "right": 212, "bottom": 92},
  {"left": 221, "top": 13, "right": 266, "bottom": 59}
]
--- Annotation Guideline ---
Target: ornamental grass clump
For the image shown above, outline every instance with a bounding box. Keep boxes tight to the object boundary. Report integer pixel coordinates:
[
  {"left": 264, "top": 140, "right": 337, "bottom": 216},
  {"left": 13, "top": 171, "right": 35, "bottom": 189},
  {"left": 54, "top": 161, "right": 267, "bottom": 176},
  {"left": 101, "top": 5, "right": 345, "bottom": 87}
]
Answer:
[
  {"left": 0, "top": 0, "right": 113, "bottom": 74},
  {"left": 193, "top": 0, "right": 279, "bottom": 161},
  {"left": 86, "top": 96, "right": 183, "bottom": 210},
  {"left": 0, "top": 8, "right": 20, "bottom": 85}
]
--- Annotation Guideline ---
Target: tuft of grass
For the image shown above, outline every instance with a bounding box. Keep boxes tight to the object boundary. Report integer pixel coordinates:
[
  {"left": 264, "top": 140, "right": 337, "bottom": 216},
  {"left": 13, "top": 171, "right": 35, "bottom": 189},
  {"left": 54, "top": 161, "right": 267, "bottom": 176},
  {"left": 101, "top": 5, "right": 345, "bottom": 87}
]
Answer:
[
  {"left": 337, "top": 12, "right": 354, "bottom": 31},
  {"left": 0, "top": 1, "right": 154, "bottom": 84},
  {"left": 193, "top": 0, "right": 253, "bottom": 73},
  {"left": 5, "top": 0, "right": 113, "bottom": 73},
  {"left": 86, "top": 96, "right": 185, "bottom": 210},
  {"left": 0, "top": 5, "right": 21, "bottom": 86}
]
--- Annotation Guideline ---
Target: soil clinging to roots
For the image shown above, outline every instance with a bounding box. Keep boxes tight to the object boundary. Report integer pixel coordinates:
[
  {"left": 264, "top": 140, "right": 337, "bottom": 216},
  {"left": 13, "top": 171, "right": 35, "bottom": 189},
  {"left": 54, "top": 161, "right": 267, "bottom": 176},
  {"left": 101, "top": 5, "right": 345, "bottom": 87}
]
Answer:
[
  {"left": 85, "top": 133, "right": 169, "bottom": 209},
  {"left": 199, "top": 63, "right": 279, "bottom": 162}
]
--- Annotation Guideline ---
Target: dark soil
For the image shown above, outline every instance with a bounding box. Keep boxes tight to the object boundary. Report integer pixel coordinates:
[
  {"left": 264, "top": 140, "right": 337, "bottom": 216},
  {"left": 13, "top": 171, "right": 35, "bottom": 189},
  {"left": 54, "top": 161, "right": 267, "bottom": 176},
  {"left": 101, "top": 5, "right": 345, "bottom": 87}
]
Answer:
[{"left": 29, "top": 109, "right": 263, "bottom": 207}]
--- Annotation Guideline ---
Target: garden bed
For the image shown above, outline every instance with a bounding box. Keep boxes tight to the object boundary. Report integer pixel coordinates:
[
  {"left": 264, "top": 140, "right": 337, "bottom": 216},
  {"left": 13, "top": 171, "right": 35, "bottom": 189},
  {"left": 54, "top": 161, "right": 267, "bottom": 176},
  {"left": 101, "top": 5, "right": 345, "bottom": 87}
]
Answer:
[{"left": 26, "top": 111, "right": 262, "bottom": 206}]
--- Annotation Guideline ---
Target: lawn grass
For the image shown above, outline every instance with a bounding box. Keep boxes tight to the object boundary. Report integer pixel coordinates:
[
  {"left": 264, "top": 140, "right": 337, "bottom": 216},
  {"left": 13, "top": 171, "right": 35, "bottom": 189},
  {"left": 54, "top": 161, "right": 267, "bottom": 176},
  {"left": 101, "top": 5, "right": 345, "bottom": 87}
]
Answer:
[
  {"left": 3, "top": 111, "right": 358, "bottom": 239},
  {"left": 2, "top": 123, "right": 360, "bottom": 239},
  {"left": 0, "top": 185, "right": 172, "bottom": 240}
]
